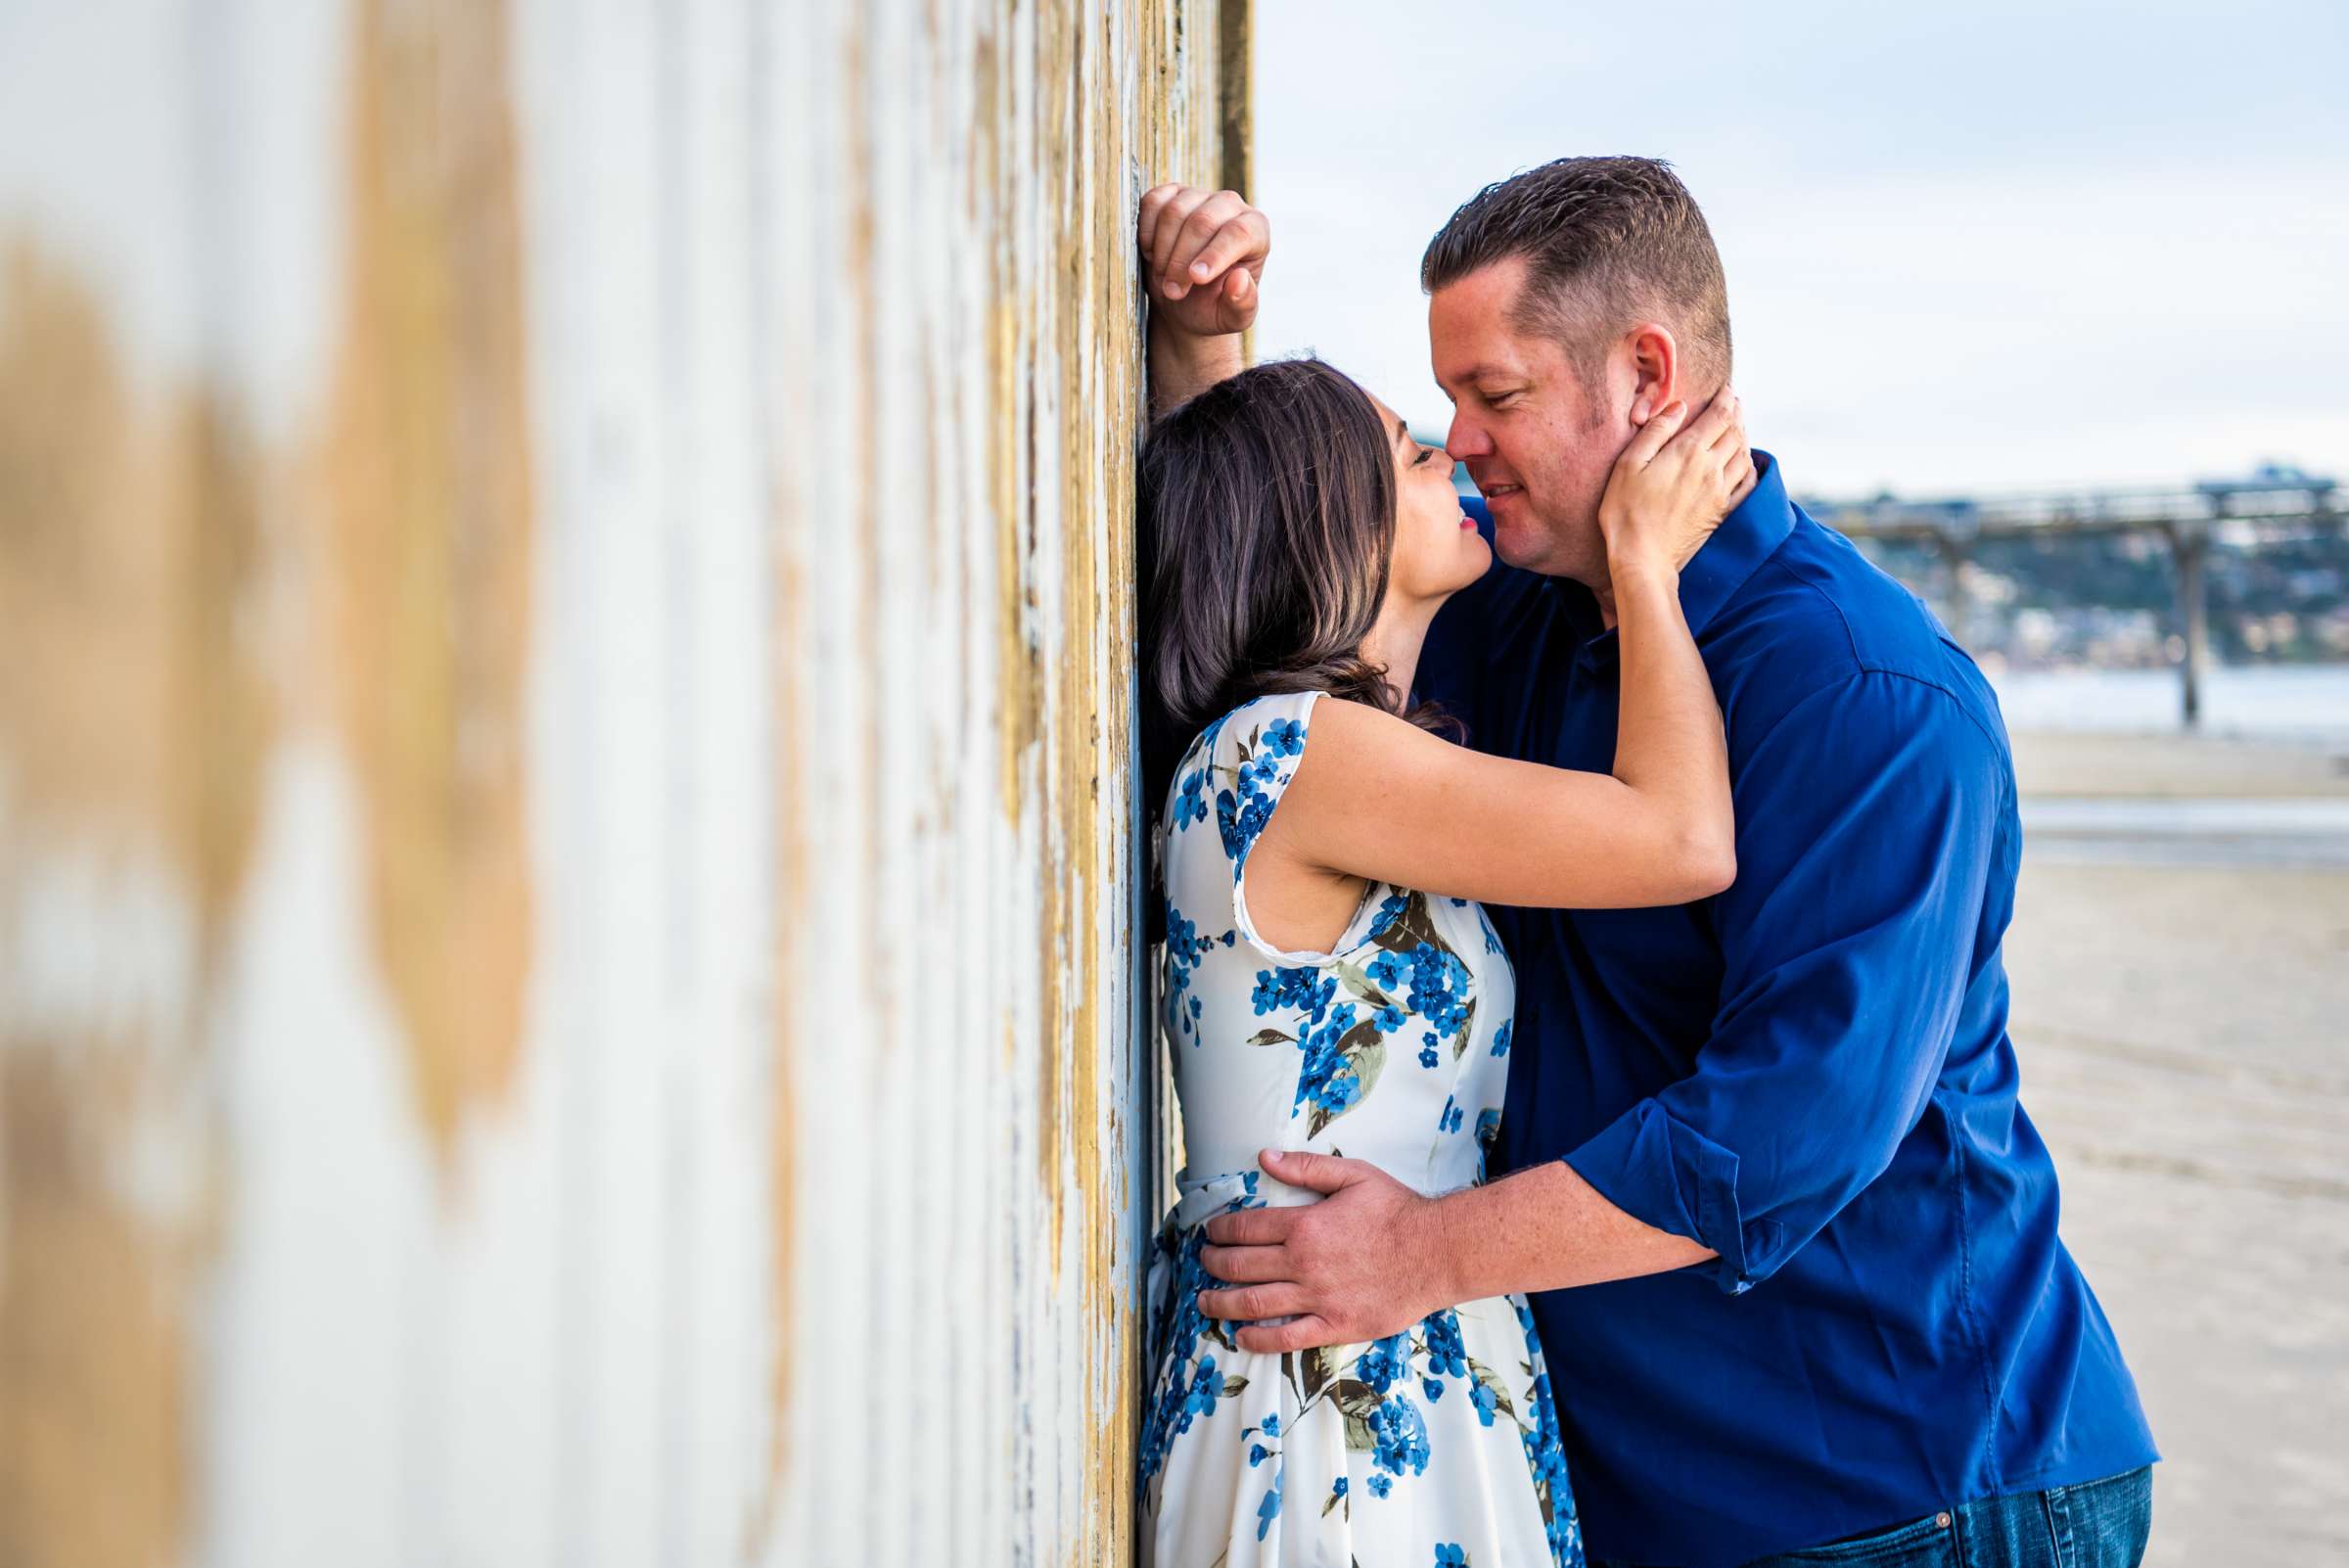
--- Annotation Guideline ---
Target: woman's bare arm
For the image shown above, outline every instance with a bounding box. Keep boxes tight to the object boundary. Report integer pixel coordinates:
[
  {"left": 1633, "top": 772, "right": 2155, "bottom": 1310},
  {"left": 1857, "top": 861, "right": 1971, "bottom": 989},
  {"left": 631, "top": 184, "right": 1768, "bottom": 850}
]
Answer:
[{"left": 1138, "top": 183, "right": 1265, "bottom": 415}]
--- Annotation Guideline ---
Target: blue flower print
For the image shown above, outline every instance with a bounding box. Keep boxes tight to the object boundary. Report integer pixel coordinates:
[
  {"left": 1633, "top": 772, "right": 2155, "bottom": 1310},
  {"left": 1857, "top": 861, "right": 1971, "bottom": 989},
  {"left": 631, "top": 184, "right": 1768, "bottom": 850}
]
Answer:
[
  {"left": 1293, "top": 1003, "right": 1371, "bottom": 1130},
  {"left": 1173, "top": 767, "right": 1210, "bottom": 830},
  {"left": 1139, "top": 1187, "right": 1267, "bottom": 1489},
  {"left": 1184, "top": 1354, "right": 1222, "bottom": 1421},
  {"left": 1256, "top": 1464, "right": 1284, "bottom": 1540},
  {"left": 1162, "top": 898, "right": 1226, "bottom": 1040},
  {"left": 1521, "top": 1367, "right": 1582, "bottom": 1561},
  {"left": 1355, "top": 1332, "right": 1408, "bottom": 1395},
  {"left": 1218, "top": 785, "right": 1275, "bottom": 866},
  {"left": 1405, "top": 943, "right": 1474, "bottom": 1045},
  {"left": 1213, "top": 718, "right": 1303, "bottom": 869},
  {"left": 1254, "top": 966, "right": 1335, "bottom": 1022},
  {"left": 1421, "top": 1309, "right": 1468, "bottom": 1378},
  {"left": 1368, "top": 1395, "right": 1431, "bottom": 1477},
  {"left": 1144, "top": 699, "right": 1573, "bottom": 1565}
]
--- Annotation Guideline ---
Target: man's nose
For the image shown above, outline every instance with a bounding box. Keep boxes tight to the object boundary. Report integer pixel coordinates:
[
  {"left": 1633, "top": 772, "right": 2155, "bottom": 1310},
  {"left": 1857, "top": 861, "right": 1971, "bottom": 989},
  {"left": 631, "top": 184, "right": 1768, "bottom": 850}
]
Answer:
[{"left": 1446, "top": 414, "right": 1492, "bottom": 460}]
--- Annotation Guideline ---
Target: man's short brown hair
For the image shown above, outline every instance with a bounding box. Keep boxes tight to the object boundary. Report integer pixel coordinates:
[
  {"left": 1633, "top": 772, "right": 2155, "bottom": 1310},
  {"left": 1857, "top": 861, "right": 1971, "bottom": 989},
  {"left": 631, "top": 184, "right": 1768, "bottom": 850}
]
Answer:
[{"left": 1421, "top": 156, "right": 1731, "bottom": 394}]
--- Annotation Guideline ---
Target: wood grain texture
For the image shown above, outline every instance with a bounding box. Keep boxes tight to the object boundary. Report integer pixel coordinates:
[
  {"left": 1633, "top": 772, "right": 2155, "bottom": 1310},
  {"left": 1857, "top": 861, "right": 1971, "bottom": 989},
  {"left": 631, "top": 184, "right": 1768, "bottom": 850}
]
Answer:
[{"left": 0, "top": 1, "right": 1242, "bottom": 1561}]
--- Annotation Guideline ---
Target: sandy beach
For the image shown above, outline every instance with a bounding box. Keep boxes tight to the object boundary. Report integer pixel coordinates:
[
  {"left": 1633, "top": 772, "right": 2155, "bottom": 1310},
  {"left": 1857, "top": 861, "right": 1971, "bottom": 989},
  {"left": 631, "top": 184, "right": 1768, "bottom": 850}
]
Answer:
[{"left": 2003, "top": 727, "right": 2349, "bottom": 1563}]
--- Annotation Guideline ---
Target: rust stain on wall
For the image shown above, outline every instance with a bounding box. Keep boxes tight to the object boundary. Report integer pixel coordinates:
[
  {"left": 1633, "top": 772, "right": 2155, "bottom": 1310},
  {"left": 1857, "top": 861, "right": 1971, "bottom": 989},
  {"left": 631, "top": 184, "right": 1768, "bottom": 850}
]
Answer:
[
  {"left": 760, "top": 0, "right": 1235, "bottom": 1555},
  {"left": 317, "top": 0, "right": 536, "bottom": 1178},
  {"left": 0, "top": 238, "right": 267, "bottom": 1568},
  {"left": 1055, "top": 2, "right": 1107, "bottom": 1552},
  {"left": 0, "top": 1056, "right": 197, "bottom": 1568},
  {"left": 752, "top": 543, "right": 806, "bottom": 1556}
]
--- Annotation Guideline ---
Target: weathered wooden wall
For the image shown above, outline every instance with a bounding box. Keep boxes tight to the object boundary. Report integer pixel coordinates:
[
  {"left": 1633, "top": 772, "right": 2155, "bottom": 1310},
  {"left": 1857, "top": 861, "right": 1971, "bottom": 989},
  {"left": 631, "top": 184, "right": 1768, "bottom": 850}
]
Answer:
[{"left": 0, "top": 2, "right": 1240, "bottom": 1564}]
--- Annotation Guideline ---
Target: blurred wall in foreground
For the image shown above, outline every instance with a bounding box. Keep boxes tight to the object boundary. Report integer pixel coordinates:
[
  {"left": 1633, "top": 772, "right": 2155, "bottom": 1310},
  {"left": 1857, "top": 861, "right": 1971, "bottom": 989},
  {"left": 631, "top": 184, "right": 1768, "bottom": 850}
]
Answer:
[{"left": 0, "top": 2, "right": 1241, "bottom": 1564}]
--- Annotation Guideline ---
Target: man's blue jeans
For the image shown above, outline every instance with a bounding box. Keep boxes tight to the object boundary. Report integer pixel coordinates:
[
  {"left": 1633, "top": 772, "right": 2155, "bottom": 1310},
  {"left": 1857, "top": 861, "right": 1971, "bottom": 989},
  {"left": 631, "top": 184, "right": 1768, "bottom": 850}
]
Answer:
[{"left": 1596, "top": 1466, "right": 2153, "bottom": 1568}]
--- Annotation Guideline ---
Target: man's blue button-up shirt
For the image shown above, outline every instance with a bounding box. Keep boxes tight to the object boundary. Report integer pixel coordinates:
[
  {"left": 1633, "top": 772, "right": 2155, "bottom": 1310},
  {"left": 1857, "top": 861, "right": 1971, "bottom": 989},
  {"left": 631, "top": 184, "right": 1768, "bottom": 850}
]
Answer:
[{"left": 1418, "top": 454, "right": 2156, "bottom": 1568}]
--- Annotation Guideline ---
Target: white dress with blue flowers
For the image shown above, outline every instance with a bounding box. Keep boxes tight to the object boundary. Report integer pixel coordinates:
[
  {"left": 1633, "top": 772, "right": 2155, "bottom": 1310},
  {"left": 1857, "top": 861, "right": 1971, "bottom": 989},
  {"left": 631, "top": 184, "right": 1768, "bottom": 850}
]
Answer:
[{"left": 1142, "top": 690, "right": 1583, "bottom": 1568}]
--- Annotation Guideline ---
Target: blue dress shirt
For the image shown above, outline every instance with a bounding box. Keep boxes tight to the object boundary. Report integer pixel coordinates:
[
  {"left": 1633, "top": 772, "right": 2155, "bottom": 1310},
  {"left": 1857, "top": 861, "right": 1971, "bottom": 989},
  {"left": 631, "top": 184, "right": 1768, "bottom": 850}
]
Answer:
[{"left": 1417, "top": 453, "right": 2156, "bottom": 1567}]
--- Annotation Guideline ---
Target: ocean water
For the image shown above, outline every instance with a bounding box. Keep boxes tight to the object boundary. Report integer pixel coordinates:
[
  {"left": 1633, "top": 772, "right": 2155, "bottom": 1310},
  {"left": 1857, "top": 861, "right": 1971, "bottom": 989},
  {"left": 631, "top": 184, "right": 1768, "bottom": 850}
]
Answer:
[
  {"left": 2019, "top": 797, "right": 2349, "bottom": 870},
  {"left": 1993, "top": 665, "right": 2349, "bottom": 867},
  {"left": 1991, "top": 665, "right": 2349, "bottom": 742}
]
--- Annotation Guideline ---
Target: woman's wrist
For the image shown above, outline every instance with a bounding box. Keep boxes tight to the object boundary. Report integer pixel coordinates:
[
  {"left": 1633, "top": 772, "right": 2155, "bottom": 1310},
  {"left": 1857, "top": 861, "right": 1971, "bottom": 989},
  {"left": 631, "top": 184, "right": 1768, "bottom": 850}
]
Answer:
[{"left": 1606, "top": 549, "right": 1681, "bottom": 596}]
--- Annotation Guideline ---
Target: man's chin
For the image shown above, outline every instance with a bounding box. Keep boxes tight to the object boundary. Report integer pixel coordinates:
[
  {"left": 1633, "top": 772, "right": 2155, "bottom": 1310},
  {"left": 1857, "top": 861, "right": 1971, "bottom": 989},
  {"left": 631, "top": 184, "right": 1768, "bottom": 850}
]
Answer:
[
  {"left": 1494, "top": 514, "right": 1602, "bottom": 583},
  {"left": 1492, "top": 520, "right": 1559, "bottom": 574}
]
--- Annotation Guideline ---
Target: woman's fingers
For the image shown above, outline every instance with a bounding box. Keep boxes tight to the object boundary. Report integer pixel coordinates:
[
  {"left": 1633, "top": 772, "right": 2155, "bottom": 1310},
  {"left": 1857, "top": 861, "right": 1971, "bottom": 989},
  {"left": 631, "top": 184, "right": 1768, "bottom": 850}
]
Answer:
[
  {"left": 1163, "top": 190, "right": 1246, "bottom": 299},
  {"left": 1136, "top": 182, "right": 1184, "bottom": 257},
  {"left": 1149, "top": 187, "right": 1217, "bottom": 295},
  {"left": 1727, "top": 450, "right": 1760, "bottom": 506},
  {"left": 1685, "top": 385, "right": 1739, "bottom": 447},
  {"left": 1214, "top": 266, "right": 1257, "bottom": 334},
  {"left": 1183, "top": 204, "right": 1267, "bottom": 286},
  {"left": 1616, "top": 399, "right": 1687, "bottom": 473},
  {"left": 1706, "top": 405, "right": 1746, "bottom": 456}
]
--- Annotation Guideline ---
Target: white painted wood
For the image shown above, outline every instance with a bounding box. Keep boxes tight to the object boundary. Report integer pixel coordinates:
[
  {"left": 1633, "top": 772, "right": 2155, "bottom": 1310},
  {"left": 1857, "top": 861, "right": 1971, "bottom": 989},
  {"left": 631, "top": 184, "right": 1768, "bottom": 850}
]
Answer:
[{"left": 0, "top": 2, "right": 1234, "bottom": 1564}]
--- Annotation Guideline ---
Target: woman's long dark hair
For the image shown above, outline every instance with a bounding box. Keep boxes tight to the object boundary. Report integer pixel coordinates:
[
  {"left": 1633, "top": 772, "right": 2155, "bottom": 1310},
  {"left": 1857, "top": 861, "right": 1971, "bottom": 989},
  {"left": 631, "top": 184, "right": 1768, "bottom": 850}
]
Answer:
[{"left": 1137, "top": 356, "right": 1456, "bottom": 832}]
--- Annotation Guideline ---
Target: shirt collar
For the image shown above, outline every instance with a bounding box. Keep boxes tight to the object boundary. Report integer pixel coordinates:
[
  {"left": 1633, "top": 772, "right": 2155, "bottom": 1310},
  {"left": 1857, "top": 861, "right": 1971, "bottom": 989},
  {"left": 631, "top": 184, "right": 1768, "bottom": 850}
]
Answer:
[
  {"left": 1680, "top": 448, "right": 1794, "bottom": 638},
  {"left": 1565, "top": 448, "right": 1794, "bottom": 671}
]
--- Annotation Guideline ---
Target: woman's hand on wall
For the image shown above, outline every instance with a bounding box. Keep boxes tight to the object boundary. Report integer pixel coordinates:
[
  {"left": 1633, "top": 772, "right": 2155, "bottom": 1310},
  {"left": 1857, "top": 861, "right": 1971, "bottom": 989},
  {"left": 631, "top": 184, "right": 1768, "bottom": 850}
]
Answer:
[{"left": 1139, "top": 182, "right": 1268, "bottom": 338}]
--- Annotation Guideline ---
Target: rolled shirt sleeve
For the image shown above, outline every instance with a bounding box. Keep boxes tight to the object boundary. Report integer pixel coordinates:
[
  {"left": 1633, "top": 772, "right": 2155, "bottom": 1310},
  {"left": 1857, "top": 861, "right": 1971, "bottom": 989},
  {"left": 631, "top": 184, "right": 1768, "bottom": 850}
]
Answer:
[{"left": 1564, "top": 670, "right": 2006, "bottom": 1292}]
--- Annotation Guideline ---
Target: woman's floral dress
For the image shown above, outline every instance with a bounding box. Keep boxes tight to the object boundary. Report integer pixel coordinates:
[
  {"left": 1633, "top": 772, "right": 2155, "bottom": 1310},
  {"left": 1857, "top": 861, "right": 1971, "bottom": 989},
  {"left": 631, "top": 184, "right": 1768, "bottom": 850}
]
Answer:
[{"left": 1141, "top": 690, "right": 1583, "bottom": 1568}]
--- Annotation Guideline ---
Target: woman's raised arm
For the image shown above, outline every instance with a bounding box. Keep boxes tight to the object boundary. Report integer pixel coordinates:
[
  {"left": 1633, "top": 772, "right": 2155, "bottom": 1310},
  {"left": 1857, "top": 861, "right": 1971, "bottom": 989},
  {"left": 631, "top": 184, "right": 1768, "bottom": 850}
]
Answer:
[{"left": 1263, "top": 395, "right": 1751, "bottom": 910}]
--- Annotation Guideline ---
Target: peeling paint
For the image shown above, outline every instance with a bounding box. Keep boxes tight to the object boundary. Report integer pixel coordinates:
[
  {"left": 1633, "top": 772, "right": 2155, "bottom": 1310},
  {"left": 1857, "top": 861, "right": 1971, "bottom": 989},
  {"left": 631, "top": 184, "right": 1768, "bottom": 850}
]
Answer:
[
  {"left": 0, "top": 0, "right": 1244, "bottom": 1560},
  {"left": 0, "top": 237, "right": 262, "bottom": 1568},
  {"left": 0, "top": 1055, "right": 195, "bottom": 1568},
  {"left": 756, "top": 538, "right": 807, "bottom": 1554},
  {"left": 317, "top": 0, "right": 536, "bottom": 1179},
  {"left": 760, "top": 0, "right": 1236, "bottom": 1553}
]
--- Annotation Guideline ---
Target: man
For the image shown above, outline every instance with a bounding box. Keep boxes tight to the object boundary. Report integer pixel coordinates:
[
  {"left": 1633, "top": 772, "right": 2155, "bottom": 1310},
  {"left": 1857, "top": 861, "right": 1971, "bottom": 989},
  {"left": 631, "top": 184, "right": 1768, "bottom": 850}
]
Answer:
[{"left": 1138, "top": 160, "right": 2155, "bottom": 1568}]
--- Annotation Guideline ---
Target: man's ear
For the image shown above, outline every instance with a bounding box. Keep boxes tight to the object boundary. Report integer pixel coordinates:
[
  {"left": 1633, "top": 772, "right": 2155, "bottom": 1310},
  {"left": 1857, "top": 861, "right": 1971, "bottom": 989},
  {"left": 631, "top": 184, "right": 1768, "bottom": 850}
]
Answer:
[{"left": 1624, "top": 322, "right": 1681, "bottom": 427}]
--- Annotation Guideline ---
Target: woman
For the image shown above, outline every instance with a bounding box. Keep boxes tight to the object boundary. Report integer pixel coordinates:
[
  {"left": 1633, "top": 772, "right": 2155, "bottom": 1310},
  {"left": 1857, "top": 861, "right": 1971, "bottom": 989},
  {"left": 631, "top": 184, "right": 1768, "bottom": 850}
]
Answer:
[{"left": 1137, "top": 355, "right": 1747, "bottom": 1568}]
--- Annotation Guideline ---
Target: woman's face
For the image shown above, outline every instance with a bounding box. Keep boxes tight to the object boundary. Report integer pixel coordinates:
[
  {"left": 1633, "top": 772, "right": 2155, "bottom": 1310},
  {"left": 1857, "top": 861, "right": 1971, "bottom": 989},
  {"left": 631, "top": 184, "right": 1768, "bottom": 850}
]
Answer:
[{"left": 1366, "top": 391, "right": 1490, "bottom": 605}]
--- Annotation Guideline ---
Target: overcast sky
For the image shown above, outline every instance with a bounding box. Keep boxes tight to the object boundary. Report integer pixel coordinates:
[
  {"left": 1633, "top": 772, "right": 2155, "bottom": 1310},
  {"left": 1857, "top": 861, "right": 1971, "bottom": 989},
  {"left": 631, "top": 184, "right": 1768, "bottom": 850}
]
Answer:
[{"left": 1253, "top": 0, "right": 2349, "bottom": 497}]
